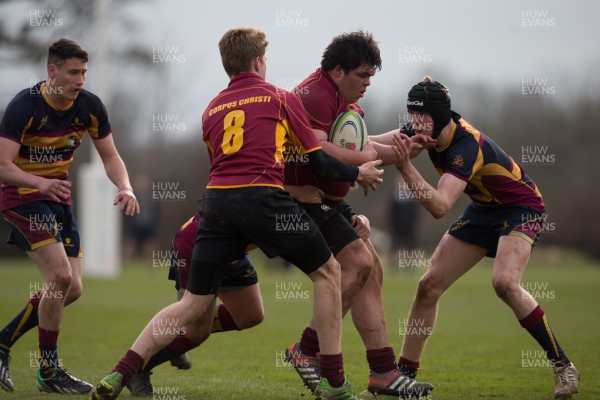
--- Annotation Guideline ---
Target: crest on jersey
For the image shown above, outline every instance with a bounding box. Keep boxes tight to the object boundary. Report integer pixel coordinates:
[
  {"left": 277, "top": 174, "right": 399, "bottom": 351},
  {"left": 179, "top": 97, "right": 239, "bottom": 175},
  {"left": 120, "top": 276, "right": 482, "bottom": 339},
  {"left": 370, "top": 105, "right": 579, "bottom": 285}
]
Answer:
[
  {"left": 451, "top": 155, "right": 464, "bottom": 168},
  {"left": 65, "top": 135, "right": 80, "bottom": 148},
  {"left": 37, "top": 115, "right": 48, "bottom": 130},
  {"left": 71, "top": 117, "right": 84, "bottom": 127}
]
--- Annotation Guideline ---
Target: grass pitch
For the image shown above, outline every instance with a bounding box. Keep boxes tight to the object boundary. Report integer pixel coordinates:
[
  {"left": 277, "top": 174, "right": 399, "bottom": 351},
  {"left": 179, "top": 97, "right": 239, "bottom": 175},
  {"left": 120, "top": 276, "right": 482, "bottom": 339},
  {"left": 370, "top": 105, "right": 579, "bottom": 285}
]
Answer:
[{"left": 0, "top": 249, "right": 599, "bottom": 399}]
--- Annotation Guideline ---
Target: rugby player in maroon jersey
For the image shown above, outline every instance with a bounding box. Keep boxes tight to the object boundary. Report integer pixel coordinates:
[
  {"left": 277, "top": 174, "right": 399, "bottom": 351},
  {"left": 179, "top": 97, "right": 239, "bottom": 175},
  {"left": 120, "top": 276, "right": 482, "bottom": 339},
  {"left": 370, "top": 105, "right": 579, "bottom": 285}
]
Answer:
[
  {"left": 91, "top": 27, "right": 383, "bottom": 400},
  {"left": 284, "top": 31, "right": 434, "bottom": 399}
]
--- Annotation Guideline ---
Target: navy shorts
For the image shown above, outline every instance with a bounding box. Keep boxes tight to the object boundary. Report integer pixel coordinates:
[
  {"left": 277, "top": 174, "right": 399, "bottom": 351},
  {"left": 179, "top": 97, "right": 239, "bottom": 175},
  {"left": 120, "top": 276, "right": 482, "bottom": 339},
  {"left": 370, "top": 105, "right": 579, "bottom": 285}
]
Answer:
[
  {"left": 3, "top": 201, "right": 82, "bottom": 257},
  {"left": 448, "top": 202, "right": 545, "bottom": 258}
]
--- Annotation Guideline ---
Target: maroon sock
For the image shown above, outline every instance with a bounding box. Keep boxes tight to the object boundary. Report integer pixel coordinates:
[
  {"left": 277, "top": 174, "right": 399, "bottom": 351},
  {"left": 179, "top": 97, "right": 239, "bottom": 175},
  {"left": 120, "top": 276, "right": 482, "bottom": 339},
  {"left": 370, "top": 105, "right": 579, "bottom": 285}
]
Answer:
[
  {"left": 300, "top": 327, "right": 320, "bottom": 357},
  {"left": 30, "top": 290, "right": 42, "bottom": 310},
  {"left": 38, "top": 327, "right": 59, "bottom": 371},
  {"left": 320, "top": 353, "right": 345, "bottom": 388},
  {"left": 213, "top": 304, "right": 240, "bottom": 332},
  {"left": 38, "top": 327, "right": 59, "bottom": 346},
  {"left": 167, "top": 333, "right": 197, "bottom": 354},
  {"left": 399, "top": 356, "right": 420, "bottom": 370},
  {"left": 142, "top": 333, "right": 198, "bottom": 373},
  {"left": 519, "top": 305, "right": 544, "bottom": 329},
  {"left": 113, "top": 350, "right": 145, "bottom": 385},
  {"left": 367, "top": 347, "right": 396, "bottom": 373}
]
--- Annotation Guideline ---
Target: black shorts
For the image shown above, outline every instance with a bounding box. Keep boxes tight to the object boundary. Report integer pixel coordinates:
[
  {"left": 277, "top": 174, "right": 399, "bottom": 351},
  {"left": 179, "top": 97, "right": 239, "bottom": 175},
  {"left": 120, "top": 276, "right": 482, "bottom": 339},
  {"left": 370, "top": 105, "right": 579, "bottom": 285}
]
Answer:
[
  {"left": 2, "top": 201, "right": 82, "bottom": 257},
  {"left": 187, "top": 187, "right": 332, "bottom": 295},
  {"left": 169, "top": 255, "right": 258, "bottom": 293},
  {"left": 297, "top": 199, "right": 359, "bottom": 256},
  {"left": 448, "top": 202, "right": 546, "bottom": 258}
]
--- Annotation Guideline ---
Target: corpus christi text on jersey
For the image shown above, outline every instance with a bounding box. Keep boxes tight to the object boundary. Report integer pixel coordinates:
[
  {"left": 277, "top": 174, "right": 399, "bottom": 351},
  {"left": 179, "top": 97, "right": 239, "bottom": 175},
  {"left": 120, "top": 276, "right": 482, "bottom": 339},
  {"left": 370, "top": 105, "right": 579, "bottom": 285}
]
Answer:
[{"left": 208, "top": 96, "right": 272, "bottom": 116}]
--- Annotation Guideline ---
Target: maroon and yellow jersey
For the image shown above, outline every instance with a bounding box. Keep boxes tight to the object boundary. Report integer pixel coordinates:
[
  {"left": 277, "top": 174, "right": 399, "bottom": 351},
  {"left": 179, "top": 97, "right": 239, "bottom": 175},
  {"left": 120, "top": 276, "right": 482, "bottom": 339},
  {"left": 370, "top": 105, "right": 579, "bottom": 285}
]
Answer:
[
  {"left": 430, "top": 115, "right": 544, "bottom": 211},
  {"left": 202, "top": 73, "right": 321, "bottom": 189},
  {"left": 0, "top": 82, "right": 111, "bottom": 211},
  {"left": 284, "top": 68, "right": 362, "bottom": 200}
]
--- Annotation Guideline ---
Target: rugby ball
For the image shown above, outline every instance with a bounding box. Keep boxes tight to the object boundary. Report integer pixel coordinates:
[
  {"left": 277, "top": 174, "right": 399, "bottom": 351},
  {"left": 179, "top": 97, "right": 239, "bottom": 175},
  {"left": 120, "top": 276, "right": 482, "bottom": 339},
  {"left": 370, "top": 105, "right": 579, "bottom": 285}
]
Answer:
[{"left": 329, "top": 110, "right": 368, "bottom": 151}]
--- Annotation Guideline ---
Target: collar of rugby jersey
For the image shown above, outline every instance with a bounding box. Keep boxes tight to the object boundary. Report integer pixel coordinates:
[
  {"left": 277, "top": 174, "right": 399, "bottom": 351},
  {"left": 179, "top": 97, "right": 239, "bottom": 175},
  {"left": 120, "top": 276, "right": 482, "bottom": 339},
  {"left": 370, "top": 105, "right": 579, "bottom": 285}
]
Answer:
[{"left": 40, "top": 82, "right": 74, "bottom": 111}]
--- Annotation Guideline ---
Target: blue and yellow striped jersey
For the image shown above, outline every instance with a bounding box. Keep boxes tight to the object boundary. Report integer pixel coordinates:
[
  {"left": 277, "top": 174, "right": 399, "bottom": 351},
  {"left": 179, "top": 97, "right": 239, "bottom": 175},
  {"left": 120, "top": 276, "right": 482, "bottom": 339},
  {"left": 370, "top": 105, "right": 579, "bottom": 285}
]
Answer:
[
  {"left": 0, "top": 82, "right": 112, "bottom": 211},
  {"left": 429, "top": 113, "right": 544, "bottom": 211}
]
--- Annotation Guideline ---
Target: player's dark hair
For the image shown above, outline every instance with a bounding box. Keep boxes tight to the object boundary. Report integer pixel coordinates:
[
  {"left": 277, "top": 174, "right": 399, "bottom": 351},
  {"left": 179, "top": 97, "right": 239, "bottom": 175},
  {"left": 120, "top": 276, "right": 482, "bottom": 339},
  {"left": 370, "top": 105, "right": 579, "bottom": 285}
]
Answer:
[
  {"left": 219, "top": 27, "right": 269, "bottom": 77},
  {"left": 321, "top": 30, "right": 382, "bottom": 73},
  {"left": 47, "top": 38, "right": 88, "bottom": 66}
]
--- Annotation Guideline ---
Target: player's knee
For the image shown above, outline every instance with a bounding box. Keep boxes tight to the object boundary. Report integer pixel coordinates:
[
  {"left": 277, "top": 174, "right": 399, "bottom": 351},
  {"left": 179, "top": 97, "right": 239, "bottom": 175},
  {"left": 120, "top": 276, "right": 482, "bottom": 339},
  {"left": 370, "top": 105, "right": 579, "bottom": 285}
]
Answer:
[
  {"left": 358, "top": 249, "right": 375, "bottom": 284},
  {"left": 239, "top": 308, "right": 264, "bottom": 330},
  {"left": 369, "top": 253, "right": 384, "bottom": 287},
  {"left": 492, "top": 276, "right": 520, "bottom": 301},
  {"left": 351, "top": 254, "right": 373, "bottom": 290},
  {"left": 341, "top": 240, "right": 374, "bottom": 285},
  {"left": 65, "top": 281, "right": 82, "bottom": 304},
  {"left": 48, "top": 267, "right": 73, "bottom": 293},
  {"left": 311, "top": 256, "right": 341, "bottom": 285},
  {"left": 326, "top": 258, "right": 342, "bottom": 285},
  {"left": 179, "top": 296, "right": 212, "bottom": 324},
  {"left": 188, "top": 302, "right": 210, "bottom": 321},
  {"left": 415, "top": 274, "right": 443, "bottom": 305}
]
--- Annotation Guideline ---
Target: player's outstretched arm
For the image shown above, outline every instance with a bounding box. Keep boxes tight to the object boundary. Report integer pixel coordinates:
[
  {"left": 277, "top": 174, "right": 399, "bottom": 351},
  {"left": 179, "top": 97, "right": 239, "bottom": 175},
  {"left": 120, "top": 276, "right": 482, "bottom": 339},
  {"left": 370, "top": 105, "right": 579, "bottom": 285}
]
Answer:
[
  {"left": 315, "top": 128, "right": 377, "bottom": 165},
  {"left": 369, "top": 128, "right": 404, "bottom": 166},
  {"left": 0, "top": 137, "right": 71, "bottom": 202},
  {"left": 92, "top": 135, "right": 140, "bottom": 216},
  {"left": 370, "top": 141, "right": 399, "bottom": 166},
  {"left": 369, "top": 126, "right": 435, "bottom": 165},
  {"left": 392, "top": 134, "right": 465, "bottom": 219},
  {"left": 369, "top": 128, "right": 400, "bottom": 146},
  {"left": 370, "top": 123, "right": 424, "bottom": 145}
]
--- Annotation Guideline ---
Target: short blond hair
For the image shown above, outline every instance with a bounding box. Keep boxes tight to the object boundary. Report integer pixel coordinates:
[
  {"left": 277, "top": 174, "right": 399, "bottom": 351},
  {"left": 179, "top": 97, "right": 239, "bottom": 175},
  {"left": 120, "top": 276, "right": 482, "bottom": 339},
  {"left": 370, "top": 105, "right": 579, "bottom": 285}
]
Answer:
[{"left": 218, "top": 27, "right": 268, "bottom": 77}]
